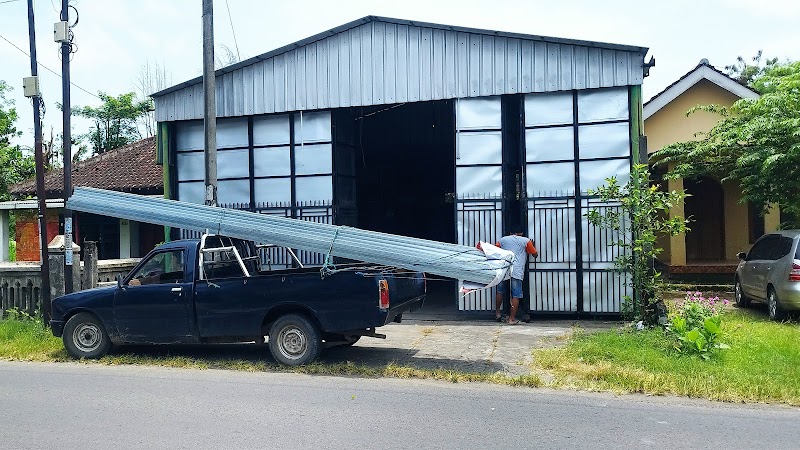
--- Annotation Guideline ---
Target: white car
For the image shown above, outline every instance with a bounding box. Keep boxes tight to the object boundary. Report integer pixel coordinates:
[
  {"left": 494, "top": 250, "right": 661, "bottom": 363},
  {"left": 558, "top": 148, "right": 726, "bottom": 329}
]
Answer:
[{"left": 735, "top": 231, "right": 800, "bottom": 321}]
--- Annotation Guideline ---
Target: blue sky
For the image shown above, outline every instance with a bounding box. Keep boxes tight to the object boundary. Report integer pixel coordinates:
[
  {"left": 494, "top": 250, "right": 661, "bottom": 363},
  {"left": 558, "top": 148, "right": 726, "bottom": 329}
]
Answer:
[{"left": 1, "top": 0, "right": 798, "bottom": 148}]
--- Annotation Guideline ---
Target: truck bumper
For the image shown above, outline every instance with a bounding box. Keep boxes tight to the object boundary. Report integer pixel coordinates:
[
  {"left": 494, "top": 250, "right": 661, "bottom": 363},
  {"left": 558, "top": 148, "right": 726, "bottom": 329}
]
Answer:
[
  {"left": 385, "top": 297, "right": 425, "bottom": 324},
  {"left": 50, "top": 320, "right": 65, "bottom": 337}
]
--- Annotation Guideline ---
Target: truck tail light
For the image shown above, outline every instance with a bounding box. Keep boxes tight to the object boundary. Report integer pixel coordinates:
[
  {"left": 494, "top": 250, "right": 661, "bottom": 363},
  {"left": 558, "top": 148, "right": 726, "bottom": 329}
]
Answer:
[
  {"left": 379, "top": 279, "right": 390, "bottom": 310},
  {"left": 789, "top": 260, "right": 800, "bottom": 282}
]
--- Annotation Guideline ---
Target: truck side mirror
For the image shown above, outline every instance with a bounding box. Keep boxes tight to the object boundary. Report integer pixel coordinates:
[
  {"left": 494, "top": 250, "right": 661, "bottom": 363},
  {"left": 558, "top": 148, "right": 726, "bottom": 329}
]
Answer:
[
  {"left": 116, "top": 274, "right": 123, "bottom": 288},
  {"left": 737, "top": 252, "right": 747, "bottom": 261}
]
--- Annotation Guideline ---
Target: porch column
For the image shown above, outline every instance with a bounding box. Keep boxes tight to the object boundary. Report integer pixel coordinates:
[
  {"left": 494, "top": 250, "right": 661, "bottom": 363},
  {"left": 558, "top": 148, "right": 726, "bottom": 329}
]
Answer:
[
  {"left": 0, "top": 210, "right": 9, "bottom": 262},
  {"left": 764, "top": 203, "right": 781, "bottom": 232},
  {"left": 119, "top": 219, "right": 131, "bottom": 259},
  {"left": 668, "top": 174, "right": 687, "bottom": 266}
]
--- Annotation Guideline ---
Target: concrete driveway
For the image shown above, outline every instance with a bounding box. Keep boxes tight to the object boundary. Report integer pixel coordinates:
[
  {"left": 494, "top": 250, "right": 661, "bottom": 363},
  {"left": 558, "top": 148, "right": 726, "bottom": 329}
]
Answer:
[{"left": 320, "top": 318, "right": 620, "bottom": 376}]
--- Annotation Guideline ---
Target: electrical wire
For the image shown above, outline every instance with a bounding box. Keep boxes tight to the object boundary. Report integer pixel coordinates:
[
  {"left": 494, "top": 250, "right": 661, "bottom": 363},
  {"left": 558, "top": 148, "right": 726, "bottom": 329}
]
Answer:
[
  {"left": 224, "top": 0, "right": 240, "bottom": 61},
  {"left": 0, "top": 33, "right": 99, "bottom": 99},
  {"left": 0, "top": 0, "right": 23, "bottom": 4}
]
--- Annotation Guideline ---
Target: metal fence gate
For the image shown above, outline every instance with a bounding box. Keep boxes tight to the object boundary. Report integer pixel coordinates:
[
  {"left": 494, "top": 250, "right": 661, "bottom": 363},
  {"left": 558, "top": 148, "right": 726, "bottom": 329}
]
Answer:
[
  {"left": 455, "top": 97, "right": 504, "bottom": 311},
  {"left": 524, "top": 88, "right": 633, "bottom": 314}
]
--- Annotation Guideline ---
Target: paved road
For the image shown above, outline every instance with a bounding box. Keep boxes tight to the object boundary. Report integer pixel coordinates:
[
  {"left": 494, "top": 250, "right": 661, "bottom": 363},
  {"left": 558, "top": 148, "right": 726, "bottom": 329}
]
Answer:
[{"left": 1, "top": 362, "right": 797, "bottom": 449}]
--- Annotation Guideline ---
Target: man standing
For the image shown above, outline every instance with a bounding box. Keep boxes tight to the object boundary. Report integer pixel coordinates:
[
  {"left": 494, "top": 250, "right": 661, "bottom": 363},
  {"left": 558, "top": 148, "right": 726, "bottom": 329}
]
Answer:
[{"left": 494, "top": 228, "right": 538, "bottom": 324}]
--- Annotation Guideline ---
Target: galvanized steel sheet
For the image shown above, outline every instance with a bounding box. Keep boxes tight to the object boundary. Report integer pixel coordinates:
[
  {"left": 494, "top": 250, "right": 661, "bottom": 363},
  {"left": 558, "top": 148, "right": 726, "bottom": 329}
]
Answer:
[
  {"left": 66, "top": 187, "right": 511, "bottom": 285},
  {"left": 153, "top": 17, "right": 647, "bottom": 122}
]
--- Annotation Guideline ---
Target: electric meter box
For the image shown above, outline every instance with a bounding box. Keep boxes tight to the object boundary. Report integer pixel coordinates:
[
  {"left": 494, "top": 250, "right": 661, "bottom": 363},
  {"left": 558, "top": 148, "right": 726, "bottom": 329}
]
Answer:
[
  {"left": 22, "top": 76, "right": 40, "bottom": 98},
  {"left": 54, "top": 21, "right": 69, "bottom": 43}
]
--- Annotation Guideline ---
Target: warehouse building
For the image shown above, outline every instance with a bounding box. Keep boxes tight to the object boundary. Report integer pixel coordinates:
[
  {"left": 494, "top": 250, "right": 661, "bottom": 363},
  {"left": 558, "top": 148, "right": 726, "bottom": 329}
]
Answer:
[{"left": 151, "top": 16, "right": 650, "bottom": 315}]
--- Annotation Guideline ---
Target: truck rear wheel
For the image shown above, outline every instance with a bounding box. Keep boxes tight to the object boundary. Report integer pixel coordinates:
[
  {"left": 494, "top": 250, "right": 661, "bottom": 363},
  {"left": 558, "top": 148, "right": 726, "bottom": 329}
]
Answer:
[{"left": 268, "top": 314, "right": 321, "bottom": 366}]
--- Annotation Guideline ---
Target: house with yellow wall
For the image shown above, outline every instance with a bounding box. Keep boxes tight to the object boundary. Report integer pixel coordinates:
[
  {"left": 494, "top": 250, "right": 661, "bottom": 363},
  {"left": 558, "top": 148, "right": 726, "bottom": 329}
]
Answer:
[{"left": 644, "top": 59, "right": 779, "bottom": 276}]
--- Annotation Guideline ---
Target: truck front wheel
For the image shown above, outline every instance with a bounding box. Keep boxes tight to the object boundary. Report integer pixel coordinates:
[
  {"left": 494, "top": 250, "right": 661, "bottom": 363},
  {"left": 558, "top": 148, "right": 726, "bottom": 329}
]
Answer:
[
  {"left": 63, "top": 312, "right": 111, "bottom": 359},
  {"left": 268, "top": 314, "right": 321, "bottom": 366}
]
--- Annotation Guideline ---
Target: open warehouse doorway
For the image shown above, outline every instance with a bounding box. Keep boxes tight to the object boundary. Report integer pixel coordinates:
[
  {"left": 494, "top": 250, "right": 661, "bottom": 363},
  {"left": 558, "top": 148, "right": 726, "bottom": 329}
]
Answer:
[{"left": 346, "top": 100, "right": 458, "bottom": 311}]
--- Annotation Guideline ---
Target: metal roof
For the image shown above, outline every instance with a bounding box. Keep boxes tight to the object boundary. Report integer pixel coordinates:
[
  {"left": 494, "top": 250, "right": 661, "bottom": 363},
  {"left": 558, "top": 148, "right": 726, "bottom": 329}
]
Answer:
[
  {"left": 66, "top": 187, "right": 512, "bottom": 286},
  {"left": 153, "top": 16, "right": 649, "bottom": 122}
]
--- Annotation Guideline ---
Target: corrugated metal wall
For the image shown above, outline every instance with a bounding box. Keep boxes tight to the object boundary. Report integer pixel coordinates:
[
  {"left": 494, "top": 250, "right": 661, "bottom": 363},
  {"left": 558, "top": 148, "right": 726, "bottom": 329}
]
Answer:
[{"left": 155, "top": 21, "right": 645, "bottom": 122}]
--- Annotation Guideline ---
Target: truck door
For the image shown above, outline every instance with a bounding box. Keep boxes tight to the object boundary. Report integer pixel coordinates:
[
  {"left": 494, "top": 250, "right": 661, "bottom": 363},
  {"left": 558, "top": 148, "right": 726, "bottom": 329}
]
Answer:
[{"left": 113, "top": 249, "right": 193, "bottom": 342}]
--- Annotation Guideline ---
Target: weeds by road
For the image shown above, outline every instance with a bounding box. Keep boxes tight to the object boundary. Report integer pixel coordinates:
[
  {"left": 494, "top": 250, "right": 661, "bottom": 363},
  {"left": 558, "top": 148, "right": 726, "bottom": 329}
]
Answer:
[
  {"left": 532, "top": 309, "right": 800, "bottom": 405},
  {"left": 0, "top": 318, "right": 542, "bottom": 388},
  {"left": 2, "top": 306, "right": 798, "bottom": 405}
]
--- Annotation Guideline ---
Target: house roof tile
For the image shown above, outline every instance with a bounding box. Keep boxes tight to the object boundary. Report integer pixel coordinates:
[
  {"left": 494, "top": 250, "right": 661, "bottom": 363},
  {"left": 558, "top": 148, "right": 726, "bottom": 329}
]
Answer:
[{"left": 10, "top": 137, "right": 162, "bottom": 198}]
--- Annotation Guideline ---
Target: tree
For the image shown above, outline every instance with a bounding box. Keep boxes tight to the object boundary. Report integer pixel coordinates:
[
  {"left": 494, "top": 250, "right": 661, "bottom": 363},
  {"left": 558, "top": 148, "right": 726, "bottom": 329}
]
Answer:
[
  {"left": 215, "top": 43, "right": 240, "bottom": 69},
  {"left": 42, "top": 125, "right": 90, "bottom": 167},
  {"left": 72, "top": 92, "right": 153, "bottom": 155},
  {"left": 0, "top": 80, "right": 35, "bottom": 202},
  {"left": 586, "top": 164, "right": 689, "bottom": 323},
  {"left": 656, "top": 61, "right": 800, "bottom": 225},
  {"left": 725, "top": 50, "right": 779, "bottom": 88},
  {"left": 134, "top": 60, "right": 173, "bottom": 138}
]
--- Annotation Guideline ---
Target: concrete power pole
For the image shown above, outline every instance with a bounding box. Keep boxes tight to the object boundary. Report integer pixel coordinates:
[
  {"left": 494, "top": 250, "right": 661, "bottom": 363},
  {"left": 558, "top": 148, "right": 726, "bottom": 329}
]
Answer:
[
  {"left": 60, "top": 0, "right": 74, "bottom": 294},
  {"left": 202, "top": 0, "right": 218, "bottom": 207},
  {"left": 25, "top": 0, "right": 52, "bottom": 322}
]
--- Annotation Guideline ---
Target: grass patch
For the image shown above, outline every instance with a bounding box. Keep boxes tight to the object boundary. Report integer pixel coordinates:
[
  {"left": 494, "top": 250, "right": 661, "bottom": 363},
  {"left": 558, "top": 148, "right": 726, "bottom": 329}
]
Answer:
[
  {"left": 0, "top": 319, "right": 541, "bottom": 388},
  {"left": 533, "top": 310, "right": 800, "bottom": 405},
  {"left": 0, "top": 318, "right": 66, "bottom": 361}
]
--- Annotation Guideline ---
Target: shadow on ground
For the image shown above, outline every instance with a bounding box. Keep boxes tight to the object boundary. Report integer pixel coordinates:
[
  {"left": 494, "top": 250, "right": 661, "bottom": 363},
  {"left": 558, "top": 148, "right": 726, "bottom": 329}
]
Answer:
[{"left": 107, "top": 341, "right": 508, "bottom": 374}]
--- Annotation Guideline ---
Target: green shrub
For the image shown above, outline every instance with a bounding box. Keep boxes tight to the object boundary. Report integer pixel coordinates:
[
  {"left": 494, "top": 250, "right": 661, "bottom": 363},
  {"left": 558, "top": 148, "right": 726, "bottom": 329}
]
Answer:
[{"left": 666, "top": 291, "right": 730, "bottom": 359}]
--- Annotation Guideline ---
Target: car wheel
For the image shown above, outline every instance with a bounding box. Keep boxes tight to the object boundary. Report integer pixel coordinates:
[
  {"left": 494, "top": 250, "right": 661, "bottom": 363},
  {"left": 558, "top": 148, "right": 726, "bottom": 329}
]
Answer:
[
  {"left": 768, "top": 288, "right": 787, "bottom": 321},
  {"left": 734, "top": 278, "right": 750, "bottom": 308},
  {"left": 268, "top": 314, "right": 321, "bottom": 366},
  {"left": 63, "top": 312, "right": 111, "bottom": 359}
]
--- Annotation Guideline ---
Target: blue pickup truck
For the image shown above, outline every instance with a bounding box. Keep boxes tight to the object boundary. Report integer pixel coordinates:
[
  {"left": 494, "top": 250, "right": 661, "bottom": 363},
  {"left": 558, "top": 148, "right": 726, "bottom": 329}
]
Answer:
[{"left": 49, "top": 235, "right": 426, "bottom": 365}]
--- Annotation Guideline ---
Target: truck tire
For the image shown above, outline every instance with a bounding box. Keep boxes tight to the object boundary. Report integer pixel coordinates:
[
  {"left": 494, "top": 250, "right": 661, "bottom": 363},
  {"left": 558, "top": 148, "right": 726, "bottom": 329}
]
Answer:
[
  {"left": 63, "top": 312, "right": 111, "bottom": 359},
  {"left": 268, "top": 314, "right": 321, "bottom": 366}
]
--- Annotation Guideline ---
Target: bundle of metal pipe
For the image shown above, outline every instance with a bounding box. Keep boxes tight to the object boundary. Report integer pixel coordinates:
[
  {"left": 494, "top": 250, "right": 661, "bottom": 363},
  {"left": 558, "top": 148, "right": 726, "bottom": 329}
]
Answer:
[{"left": 67, "top": 187, "right": 511, "bottom": 285}]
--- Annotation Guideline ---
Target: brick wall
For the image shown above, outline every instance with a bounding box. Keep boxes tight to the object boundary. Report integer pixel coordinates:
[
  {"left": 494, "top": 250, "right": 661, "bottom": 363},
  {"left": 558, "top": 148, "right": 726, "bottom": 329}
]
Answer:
[{"left": 14, "top": 210, "right": 60, "bottom": 262}]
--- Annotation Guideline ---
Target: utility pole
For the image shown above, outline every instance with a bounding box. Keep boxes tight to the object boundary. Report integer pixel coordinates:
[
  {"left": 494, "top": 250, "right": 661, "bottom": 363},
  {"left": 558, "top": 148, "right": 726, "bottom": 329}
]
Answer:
[
  {"left": 60, "top": 0, "right": 74, "bottom": 294},
  {"left": 26, "top": 0, "right": 52, "bottom": 323},
  {"left": 202, "top": 0, "right": 217, "bottom": 207}
]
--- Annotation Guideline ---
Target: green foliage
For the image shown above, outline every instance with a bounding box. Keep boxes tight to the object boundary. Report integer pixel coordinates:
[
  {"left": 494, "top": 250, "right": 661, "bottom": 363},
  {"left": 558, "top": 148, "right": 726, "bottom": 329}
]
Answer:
[
  {"left": 586, "top": 164, "right": 689, "bottom": 322},
  {"left": 72, "top": 92, "right": 153, "bottom": 155},
  {"left": 656, "top": 61, "right": 800, "bottom": 225},
  {"left": 666, "top": 292, "right": 730, "bottom": 359},
  {"left": 0, "top": 81, "right": 19, "bottom": 143},
  {"left": 8, "top": 240, "right": 15, "bottom": 261},
  {"left": 0, "top": 81, "right": 35, "bottom": 201},
  {"left": 0, "top": 310, "right": 64, "bottom": 361},
  {"left": 533, "top": 308, "right": 800, "bottom": 405},
  {"left": 724, "top": 50, "right": 780, "bottom": 88}
]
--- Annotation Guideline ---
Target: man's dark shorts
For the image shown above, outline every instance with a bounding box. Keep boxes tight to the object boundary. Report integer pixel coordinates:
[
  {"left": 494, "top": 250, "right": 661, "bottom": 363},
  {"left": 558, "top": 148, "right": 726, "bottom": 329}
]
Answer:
[{"left": 497, "top": 278, "right": 523, "bottom": 298}]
